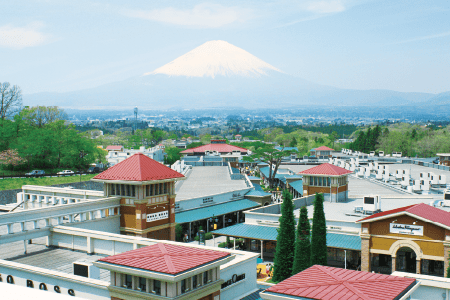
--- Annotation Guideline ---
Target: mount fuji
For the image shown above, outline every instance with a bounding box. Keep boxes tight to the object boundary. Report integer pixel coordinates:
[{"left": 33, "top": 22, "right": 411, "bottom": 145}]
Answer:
[{"left": 25, "top": 40, "right": 443, "bottom": 109}]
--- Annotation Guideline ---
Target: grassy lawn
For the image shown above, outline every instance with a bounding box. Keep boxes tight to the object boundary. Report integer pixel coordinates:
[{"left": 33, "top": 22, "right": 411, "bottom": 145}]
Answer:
[
  {"left": 265, "top": 278, "right": 277, "bottom": 284},
  {"left": 0, "top": 174, "right": 97, "bottom": 191}
]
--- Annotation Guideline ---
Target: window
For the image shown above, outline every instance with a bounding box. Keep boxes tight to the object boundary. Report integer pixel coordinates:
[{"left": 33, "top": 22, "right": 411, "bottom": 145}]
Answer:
[
  {"left": 153, "top": 280, "right": 161, "bottom": 295},
  {"left": 193, "top": 275, "right": 198, "bottom": 289},
  {"left": 139, "top": 277, "right": 146, "bottom": 291},
  {"left": 203, "top": 271, "right": 208, "bottom": 285},
  {"left": 181, "top": 279, "right": 186, "bottom": 294},
  {"left": 125, "top": 274, "right": 132, "bottom": 289}
]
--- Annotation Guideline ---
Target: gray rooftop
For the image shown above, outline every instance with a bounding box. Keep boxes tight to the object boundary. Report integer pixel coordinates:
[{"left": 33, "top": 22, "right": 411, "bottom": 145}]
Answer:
[
  {"left": 0, "top": 237, "right": 110, "bottom": 282},
  {"left": 280, "top": 164, "right": 450, "bottom": 222},
  {"left": 297, "top": 196, "right": 450, "bottom": 223},
  {"left": 280, "top": 165, "right": 405, "bottom": 196},
  {"left": 176, "top": 166, "right": 248, "bottom": 201},
  {"left": 393, "top": 163, "right": 450, "bottom": 184}
]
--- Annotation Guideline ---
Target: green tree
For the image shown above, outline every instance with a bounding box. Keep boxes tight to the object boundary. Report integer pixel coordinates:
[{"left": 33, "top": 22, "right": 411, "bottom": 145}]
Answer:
[
  {"left": 243, "top": 146, "right": 295, "bottom": 189},
  {"left": 273, "top": 189, "right": 296, "bottom": 282},
  {"left": 21, "top": 106, "right": 67, "bottom": 128},
  {"left": 311, "top": 193, "right": 327, "bottom": 266},
  {"left": 187, "top": 142, "right": 203, "bottom": 149},
  {"left": 0, "top": 82, "right": 22, "bottom": 120},
  {"left": 329, "top": 131, "right": 338, "bottom": 148},
  {"left": 289, "top": 137, "right": 297, "bottom": 148},
  {"left": 292, "top": 206, "right": 311, "bottom": 275},
  {"left": 165, "top": 146, "right": 182, "bottom": 165},
  {"left": 175, "top": 224, "right": 183, "bottom": 242}
]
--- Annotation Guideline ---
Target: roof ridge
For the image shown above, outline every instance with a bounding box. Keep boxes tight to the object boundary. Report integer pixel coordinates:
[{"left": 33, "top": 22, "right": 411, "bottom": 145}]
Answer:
[
  {"left": 342, "top": 281, "right": 371, "bottom": 300},
  {"left": 137, "top": 153, "right": 144, "bottom": 180},
  {"left": 158, "top": 244, "right": 176, "bottom": 273},
  {"left": 315, "top": 265, "right": 344, "bottom": 281}
]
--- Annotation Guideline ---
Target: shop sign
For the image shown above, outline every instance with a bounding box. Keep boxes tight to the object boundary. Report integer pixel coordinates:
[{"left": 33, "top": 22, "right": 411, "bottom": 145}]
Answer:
[
  {"left": 221, "top": 273, "right": 245, "bottom": 289},
  {"left": 390, "top": 223, "right": 423, "bottom": 236},
  {"left": 147, "top": 211, "right": 168, "bottom": 222}
]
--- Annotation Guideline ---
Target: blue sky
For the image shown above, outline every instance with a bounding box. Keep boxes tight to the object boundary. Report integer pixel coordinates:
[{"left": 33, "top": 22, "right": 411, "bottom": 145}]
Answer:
[{"left": 1, "top": 0, "right": 449, "bottom": 95}]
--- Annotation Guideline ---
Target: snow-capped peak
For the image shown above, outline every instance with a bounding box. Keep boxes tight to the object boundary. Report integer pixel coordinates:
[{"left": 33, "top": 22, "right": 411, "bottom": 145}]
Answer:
[{"left": 145, "top": 40, "right": 282, "bottom": 78}]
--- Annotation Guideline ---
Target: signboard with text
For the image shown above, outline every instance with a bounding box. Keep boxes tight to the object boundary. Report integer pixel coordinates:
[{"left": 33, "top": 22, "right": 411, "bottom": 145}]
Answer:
[{"left": 390, "top": 223, "right": 423, "bottom": 236}]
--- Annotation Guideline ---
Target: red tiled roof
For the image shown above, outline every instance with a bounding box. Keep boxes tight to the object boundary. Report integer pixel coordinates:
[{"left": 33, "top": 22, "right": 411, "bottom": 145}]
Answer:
[
  {"left": 180, "top": 143, "right": 248, "bottom": 154},
  {"left": 265, "top": 265, "right": 415, "bottom": 300},
  {"left": 314, "top": 146, "right": 335, "bottom": 151},
  {"left": 298, "top": 163, "right": 352, "bottom": 176},
  {"left": 98, "top": 243, "right": 230, "bottom": 275},
  {"left": 93, "top": 153, "right": 184, "bottom": 181},
  {"left": 357, "top": 203, "right": 450, "bottom": 228},
  {"left": 106, "top": 145, "right": 123, "bottom": 151}
]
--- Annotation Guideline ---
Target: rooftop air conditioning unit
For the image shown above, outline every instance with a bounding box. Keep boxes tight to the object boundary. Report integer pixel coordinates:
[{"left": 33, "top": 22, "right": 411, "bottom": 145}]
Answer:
[
  {"left": 369, "top": 151, "right": 375, "bottom": 157},
  {"left": 444, "top": 191, "right": 450, "bottom": 206},
  {"left": 401, "top": 176, "right": 410, "bottom": 188},
  {"left": 379, "top": 151, "right": 384, "bottom": 157},
  {"left": 73, "top": 261, "right": 100, "bottom": 280},
  {"left": 431, "top": 175, "right": 439, "bottom": 185},
  {"left": 439, "top": 175, "right": 447, "bottom": 185},
  {"left": 363, "top": 196, "right": 380, "bottom": 213}
]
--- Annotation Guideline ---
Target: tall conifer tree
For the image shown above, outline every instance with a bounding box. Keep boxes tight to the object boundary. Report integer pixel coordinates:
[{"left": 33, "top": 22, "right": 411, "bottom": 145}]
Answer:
[
  {"left": 311, "top": 193, "right": 327, "bottom": 266},
  {"left": 292, "top": 206, "right": 311, "bottom": 275},
  {"left": 273, "top": 189, "right": 296, "bottom": 282}
]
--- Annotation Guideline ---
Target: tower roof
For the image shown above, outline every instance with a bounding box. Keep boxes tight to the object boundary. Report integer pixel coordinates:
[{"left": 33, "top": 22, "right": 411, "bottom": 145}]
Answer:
[
  {"left": 264, "top": 265, "right": 415, "bottom": 300},
  {"left": 357, "top": 203, "right": 450, "bottom": 229},
  {"left": 93, "top": 153, "right": 184, "bottom": 182},
  {"left": 314, "top": 146, "right": 335, "bottom": 151},
  {"left": 298, "top": 163, "right": 352, "bottom": 176},
  {"left": 98, "top": 243, "right": 230, "bottom": 275},
  {"left": 180, "top": 143, "right": 248, "bottom": 154}
]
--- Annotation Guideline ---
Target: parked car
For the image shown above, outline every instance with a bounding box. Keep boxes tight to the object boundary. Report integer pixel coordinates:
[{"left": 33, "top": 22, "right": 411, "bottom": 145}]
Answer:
[
  {"left": 87, "top": 166, "right": 100, "bottom": 173},
  {"left": 25, "top": 170, "right": 45, "bottom": 176},
  {"left": 57, "top": 170, "right": 75, "bottom": 176}
]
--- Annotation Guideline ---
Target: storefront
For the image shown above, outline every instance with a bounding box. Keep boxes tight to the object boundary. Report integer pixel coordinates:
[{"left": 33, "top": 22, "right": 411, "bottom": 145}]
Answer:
[{"left": 357, "top": 203, "right": 450, "bottom": 277}]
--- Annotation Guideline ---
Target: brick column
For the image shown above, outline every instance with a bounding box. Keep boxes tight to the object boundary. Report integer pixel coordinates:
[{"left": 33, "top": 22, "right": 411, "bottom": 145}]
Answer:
[
  {"left": 444, "top": 242, "right": 450, "bottom": 277},
  {"left": 360, "top": 235, "right": 370, "bottom": 272},
  {"left": 416, "top": 260, "right": 421, "bottom": 274}
]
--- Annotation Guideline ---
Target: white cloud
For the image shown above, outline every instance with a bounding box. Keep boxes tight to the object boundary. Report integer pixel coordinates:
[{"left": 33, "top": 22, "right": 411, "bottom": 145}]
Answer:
[
  {"left": 306, "top": 0, "right": 346, "bottom": 14},
  {"left": 124, "top": 3, "right": 251, "bottom": 28},
  {"left": 0, "top": 23, "right": 49, "bottom": 49},
  {"left": 394, "top": 31, "right": 450, "bottom": 44}
]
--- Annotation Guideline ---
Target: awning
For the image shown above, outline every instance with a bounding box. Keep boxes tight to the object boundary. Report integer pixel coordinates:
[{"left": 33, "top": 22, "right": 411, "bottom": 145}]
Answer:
[
  {"left": 175, "top": 200, "right": 260, "bottom": 224},
  {"left": 289, "top": 180, "right": 303, "bottom": 194},
  {"left": 212, "top": 223, "right": 361, "bottom": 251}
]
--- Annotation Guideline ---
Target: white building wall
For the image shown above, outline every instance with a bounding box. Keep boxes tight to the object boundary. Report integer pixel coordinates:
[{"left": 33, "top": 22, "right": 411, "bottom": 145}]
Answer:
[
  {"left": 65, "top": 216, "right": 120, "bottom": 234},
  {"left": 220, "top": 255, "right": 258, "bottom": 300},
  {"left": 0, "top": 262, "right": 109, "bottom": 300}
]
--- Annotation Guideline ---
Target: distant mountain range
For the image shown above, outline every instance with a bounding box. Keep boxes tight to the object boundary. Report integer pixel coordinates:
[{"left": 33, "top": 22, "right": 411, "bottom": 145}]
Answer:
[{"left": 24, "top": 40, "right": 449, "bottom": 110}]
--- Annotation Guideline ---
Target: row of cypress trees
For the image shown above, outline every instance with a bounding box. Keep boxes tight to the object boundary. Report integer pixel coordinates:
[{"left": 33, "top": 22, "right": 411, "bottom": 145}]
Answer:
[{"left": 272, "top": 191, "right": 327, "bottom": 283}]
